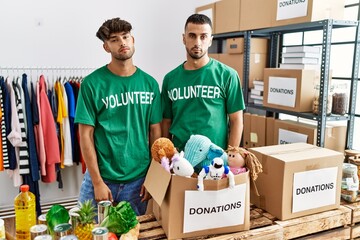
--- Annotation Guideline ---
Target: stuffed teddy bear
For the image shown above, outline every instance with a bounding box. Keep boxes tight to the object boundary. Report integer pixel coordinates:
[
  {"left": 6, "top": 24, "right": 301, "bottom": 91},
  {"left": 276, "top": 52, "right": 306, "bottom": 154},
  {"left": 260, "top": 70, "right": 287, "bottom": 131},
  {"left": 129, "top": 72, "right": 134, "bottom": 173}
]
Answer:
[
  {"left": 226, "top": 145, "right": 262, "bottom": 181},
  {"left": 184, "top": 134, "right": 228, "bottom": 174},
  {"left": 170, "top": 151, "right": 194, "bottom": 178},
  {"left": 151, "top": 138, "right": 177, "bottom": 172},
  {"left": 197, "top": 157, "right": 235, "bottom": 191}
]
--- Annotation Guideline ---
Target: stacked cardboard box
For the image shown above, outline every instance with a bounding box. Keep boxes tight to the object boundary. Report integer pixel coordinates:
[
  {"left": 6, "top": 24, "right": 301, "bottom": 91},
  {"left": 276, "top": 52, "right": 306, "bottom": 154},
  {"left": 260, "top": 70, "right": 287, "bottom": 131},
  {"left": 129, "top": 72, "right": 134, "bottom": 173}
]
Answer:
[
  {"left": 249, "top": 143, "right": 344, "bottom": 220},
  {"left": 263, "top": 68, "right": 320, "bottom": 112},
  {"left": 196, "top": 0, "right": 344, "bottom": 34}
]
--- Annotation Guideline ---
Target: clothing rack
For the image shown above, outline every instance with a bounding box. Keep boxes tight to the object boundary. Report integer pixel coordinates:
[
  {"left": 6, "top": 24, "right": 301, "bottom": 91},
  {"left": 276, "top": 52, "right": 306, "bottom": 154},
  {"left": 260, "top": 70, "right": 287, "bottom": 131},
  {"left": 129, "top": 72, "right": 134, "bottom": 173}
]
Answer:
[{"left": 0, "top": 66, "right": 96, "bottom": 83}]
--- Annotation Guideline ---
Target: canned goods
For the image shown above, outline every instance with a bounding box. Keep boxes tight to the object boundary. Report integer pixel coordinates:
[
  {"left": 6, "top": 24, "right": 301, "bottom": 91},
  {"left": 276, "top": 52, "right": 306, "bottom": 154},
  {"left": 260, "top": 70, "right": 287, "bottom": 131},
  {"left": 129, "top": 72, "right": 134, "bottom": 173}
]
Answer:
[
  {"left": 97, "top": 200, "right": 112, "bottom": 224},
  {"left": 30, "top": 224, "right": 48, "bottom": 239},
  {"left": 60, "top": 235, "right": 78, "bottom": 239},
  {"left": 33, "top": 235, "right": 52, "bottom": 240},
  {"left": 0, "top": 218, "right": 5, "bottom": 239},
  {"left": 54, "top": 223, "right": 73, "bottom": 239},
  {"left": 38, "top": 214, "right": 47, "bottom": 225},
  {"left": 68, "top": 207, "right": 80, "bottom": 229},
  {"left": 92, "top": 227, "right": 108, "bottom": 240}
]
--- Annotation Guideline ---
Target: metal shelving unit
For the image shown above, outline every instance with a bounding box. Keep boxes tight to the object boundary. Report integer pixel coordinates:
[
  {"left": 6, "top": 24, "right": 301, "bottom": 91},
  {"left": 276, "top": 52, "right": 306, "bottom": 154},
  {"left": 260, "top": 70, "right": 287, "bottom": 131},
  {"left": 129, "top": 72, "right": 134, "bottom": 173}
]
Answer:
[{"left": 213, "top": 19, "right": 360, "bottom": 148}]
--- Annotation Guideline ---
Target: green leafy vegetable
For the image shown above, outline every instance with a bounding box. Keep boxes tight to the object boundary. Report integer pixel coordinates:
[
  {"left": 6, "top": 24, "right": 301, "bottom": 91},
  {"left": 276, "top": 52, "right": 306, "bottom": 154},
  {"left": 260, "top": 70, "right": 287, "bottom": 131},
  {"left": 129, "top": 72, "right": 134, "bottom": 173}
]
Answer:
[
  {"left": 46, "top": 204, "right": 70, "bottom": 234},
  {"left": 99, "top": 201, "right": 138, "bottom": 235}
]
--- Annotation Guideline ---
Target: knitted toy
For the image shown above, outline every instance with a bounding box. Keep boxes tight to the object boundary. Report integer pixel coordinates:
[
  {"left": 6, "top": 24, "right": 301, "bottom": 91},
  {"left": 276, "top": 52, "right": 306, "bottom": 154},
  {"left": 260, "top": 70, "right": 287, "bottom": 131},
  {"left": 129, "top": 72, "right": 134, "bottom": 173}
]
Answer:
[
  {"left": 170, "top": 151, "right": 194, "bottom": 178},
  {"left": 151, "top": 138, "right": 177, "bottom": 172},
  {"left": 226, "top": 145, "right": 262, "bottom": 181},
  {"left": 184, "top": 134, "right": 228, "bottom": 173},
  {"left": 197, "top": 157, "right": 235, "bottom": 191}
]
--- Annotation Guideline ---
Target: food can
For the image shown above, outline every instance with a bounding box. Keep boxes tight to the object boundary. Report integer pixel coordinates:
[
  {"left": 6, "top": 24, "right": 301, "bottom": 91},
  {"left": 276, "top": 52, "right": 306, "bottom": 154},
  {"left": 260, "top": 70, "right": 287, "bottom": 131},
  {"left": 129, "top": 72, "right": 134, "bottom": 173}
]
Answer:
[
  {"left": 97, "top": 200, "right": 112, "bottom": 224},
  {"left": 54, "top": 223, "right": 72, "bottom": 240},
  {"left": 68, "top": 207, "right": 80, "bottom": 229},
  {"left": 30, "top": 224, "right": 48, "bottom": 239},
  {"left": 59, "top": 235, "right": 78, "bottom": 240},
  {"left": 92, "top": 227, "right": 108, "bottom": 240},
  {"left": 0, "top": 218, "right": 5, "bottom": 239},
  {"left": 33, "top": 235, "right": 52, "bottom": 240},
  {"left": 38, "top": 214, "right": 47, "bottom": 225}
]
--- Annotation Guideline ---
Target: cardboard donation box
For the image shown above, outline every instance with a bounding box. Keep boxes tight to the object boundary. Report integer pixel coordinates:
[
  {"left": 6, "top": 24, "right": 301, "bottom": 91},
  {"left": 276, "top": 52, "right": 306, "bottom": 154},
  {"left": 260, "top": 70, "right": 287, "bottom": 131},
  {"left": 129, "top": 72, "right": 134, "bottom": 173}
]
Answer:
[
  {"left": 144, "top": 160, "right": 250, "bottom": 239},
  {"left": 263, "top": 68, "right": 319, "bottom": 112},
  {"left": 249, "top": 143, "right": 343, "bottom": 221},
  {"left": 215, "top": 0, "right": 241, "bottom": 34},
  {"left": 272, "top": 0, "right": 344, "bottom": 27},
  {"left": 219, "top": 38, "right": 268, "bottom": 88},
  {"left": 239, "top": 0, "right": 274, "bottom": 31},
  {"left": 273, "top": 119, "right": 347, "bottom": 153}
]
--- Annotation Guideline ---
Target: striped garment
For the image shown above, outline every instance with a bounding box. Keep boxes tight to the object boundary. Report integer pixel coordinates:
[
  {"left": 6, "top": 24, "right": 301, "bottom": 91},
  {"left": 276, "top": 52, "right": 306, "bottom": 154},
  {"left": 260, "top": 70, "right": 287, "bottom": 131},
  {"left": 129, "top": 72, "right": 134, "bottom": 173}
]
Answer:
[
  {"left": 13, "top": 79, "right": 30, "bottom": 175},
  {"left": 0, "top": 76, "right": 9, "bottom": 168}
]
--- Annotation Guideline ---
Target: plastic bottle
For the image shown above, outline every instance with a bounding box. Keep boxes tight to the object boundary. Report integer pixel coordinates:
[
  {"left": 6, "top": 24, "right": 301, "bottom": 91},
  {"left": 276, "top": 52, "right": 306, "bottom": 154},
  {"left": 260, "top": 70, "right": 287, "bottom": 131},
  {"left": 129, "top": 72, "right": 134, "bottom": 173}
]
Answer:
[{"left": 14, "top": 184, "right": 36, "bottom": 240}]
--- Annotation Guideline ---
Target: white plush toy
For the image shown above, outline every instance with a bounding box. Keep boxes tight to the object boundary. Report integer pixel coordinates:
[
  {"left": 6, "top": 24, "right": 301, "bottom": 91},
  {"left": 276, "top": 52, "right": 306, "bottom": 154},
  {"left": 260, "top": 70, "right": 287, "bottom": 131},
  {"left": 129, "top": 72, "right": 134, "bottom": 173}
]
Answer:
[
  {"left": 197, "top": 157, "right": 235, "bottom": 191},
  {"left": 170, "top": 151, "right": 194, "bottom": 178}
]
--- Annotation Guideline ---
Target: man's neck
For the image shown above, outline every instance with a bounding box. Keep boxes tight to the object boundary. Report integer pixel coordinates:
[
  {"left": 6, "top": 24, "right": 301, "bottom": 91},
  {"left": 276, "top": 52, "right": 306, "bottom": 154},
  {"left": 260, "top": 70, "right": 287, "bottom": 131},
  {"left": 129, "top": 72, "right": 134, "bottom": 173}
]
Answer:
[
  {"left": 107, "top": 59, "right": 136, "bottom": 76},
  {"left": 184, "top": 55, "right": 210, "bottom": 70}
]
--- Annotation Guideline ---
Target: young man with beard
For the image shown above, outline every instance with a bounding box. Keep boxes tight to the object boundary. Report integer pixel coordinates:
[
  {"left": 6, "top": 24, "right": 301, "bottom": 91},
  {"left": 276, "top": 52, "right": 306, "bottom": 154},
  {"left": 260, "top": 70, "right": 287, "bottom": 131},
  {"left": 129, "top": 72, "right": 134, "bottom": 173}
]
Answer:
[
  {"left": 75, "top": 18, "right": 161, "bottom": 215},
  {"left": 161, "top": 14, "right": 245, "bottom": 152}
]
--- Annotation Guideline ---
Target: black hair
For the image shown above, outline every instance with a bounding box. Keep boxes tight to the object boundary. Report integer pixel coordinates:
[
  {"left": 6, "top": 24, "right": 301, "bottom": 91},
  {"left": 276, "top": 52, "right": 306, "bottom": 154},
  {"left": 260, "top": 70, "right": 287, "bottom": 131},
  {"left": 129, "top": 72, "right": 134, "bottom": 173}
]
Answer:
[
  {"left": 96, "top": 17, "right": 132, "bottom": 42},
  {"left": 184, "top": 14, "right": 212, "bottom": 31}
]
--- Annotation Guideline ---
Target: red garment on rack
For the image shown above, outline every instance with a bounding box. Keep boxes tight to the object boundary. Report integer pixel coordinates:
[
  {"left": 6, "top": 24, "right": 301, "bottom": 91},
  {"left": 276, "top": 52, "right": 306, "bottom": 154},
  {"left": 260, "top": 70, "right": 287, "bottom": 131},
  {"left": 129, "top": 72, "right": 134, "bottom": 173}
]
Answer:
[{"left": 38, "top": 75, "right": 60, "bottom": 183}]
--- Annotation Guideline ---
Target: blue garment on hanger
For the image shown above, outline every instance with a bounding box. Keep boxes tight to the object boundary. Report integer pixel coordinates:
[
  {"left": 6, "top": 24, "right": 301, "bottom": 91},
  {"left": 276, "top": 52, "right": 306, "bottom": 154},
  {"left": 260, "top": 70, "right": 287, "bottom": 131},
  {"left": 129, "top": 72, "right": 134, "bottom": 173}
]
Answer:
[
  {"left": 64, "top": 82, "right": 75, "bottom": 163},
  {"left": 21, "top": 74, "right": 40, "bottom": 181}
]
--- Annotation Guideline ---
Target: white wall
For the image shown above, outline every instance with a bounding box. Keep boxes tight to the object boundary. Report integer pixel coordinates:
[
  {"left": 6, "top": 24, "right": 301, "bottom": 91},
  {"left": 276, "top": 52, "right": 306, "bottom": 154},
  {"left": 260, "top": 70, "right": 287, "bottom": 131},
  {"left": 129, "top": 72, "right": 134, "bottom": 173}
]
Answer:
[{"left": 0, "top": 0, "right": 216, "bottom": 208}]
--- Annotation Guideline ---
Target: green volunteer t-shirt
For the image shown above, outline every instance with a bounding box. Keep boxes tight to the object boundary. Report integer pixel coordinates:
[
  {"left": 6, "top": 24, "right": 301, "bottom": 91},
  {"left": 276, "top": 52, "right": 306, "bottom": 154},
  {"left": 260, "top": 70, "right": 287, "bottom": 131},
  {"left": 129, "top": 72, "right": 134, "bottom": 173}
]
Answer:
[
  {"left": 162, "top": 58, "right": 245, "bottom": 150},
  {"left": 75, "top": 65, "right": 162, "bottom": 183}
]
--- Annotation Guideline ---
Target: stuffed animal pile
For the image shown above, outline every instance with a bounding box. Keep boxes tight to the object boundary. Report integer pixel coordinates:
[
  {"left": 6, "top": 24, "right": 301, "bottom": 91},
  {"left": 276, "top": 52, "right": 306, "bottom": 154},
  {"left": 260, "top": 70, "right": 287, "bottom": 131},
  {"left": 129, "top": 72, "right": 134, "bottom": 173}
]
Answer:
[{"left": 150, "top": 135, "right": 262, "bottom": 191}]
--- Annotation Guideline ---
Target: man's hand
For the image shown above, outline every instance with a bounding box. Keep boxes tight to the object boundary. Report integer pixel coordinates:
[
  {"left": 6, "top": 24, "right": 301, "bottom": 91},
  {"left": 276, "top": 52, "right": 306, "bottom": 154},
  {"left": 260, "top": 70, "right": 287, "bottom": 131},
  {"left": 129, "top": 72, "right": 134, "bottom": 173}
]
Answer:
[
  {"left": 94, "top": 181, "right": 113, "bottom": 202},
  {"left": 140, "top": 184, "right": 152, "bottom": 202}
]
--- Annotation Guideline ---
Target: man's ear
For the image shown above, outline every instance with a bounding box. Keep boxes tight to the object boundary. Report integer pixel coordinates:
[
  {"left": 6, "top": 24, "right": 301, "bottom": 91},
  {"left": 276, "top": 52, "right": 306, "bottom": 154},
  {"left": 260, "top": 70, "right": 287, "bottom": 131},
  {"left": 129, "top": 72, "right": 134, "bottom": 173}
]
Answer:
[
  {"left": 209, "top": 35, "right": 213, "bottom": 47},
  {"left": 103, "top": 43, "right": 110, "bottom": 53},
  {"left": 182, "top": 33, "right": 186, "bottom": 45}
]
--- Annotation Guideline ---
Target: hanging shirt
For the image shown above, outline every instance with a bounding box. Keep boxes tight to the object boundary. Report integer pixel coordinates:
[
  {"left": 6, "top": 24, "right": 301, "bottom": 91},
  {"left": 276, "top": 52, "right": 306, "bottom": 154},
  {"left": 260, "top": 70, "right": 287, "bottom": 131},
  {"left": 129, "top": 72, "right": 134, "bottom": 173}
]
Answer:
[
  {"left": 12, "top": 78, "right": 30, "bottom": 175},
  {"left": 69, "top": 81, "right": 80, "bottom": 164},
  {"left": 0, "top": 76, "right": 7, "bottom": 170},
  {"left": 22, "top": 74, "right": 40, "bottom": 181},
  {"left": 0, "top": 77, "right": 15, "bottom": 169},
  {"left": 0, "top": 104, "right": 3, "bottom": 171},
  {"left": 32, "top": 81, "right": 46, "bottom": 177},
  {"left": 38, "top": 75, "right": 60, "bottom": 183},
  {"left": 54, "top": 81, "right": 66, "bottom": 167},
  {"left": 61, "top": 83, "right": 73, "bottom": 167},
  {"left": 64, "top": 82, "right": 75, "bottom": 165},
  {"left": 6, "top": 78, "right": 22, "bottom": 187}
]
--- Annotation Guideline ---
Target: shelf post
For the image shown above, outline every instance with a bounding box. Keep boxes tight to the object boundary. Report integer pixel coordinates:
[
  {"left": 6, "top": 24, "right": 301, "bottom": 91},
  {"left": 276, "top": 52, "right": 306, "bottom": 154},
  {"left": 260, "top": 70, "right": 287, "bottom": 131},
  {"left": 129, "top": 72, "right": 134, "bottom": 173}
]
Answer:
[
  {"left": 317, "top": 19, "right": 333, "bottom": 147},
  {"left": 243, "top": 31, "right": 251, "bottom": 103},
  {"left": 346, "top": 21, "right": 360, "bottom": 149}
]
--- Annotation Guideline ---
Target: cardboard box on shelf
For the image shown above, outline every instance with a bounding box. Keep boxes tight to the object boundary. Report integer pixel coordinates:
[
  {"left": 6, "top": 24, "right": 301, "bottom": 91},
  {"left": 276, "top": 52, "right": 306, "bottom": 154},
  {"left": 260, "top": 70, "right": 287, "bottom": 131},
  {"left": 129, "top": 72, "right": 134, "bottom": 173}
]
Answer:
[
  {"left": 266, "top": 117, "right": 276, "bottom": 146},
  {"left": 273, "top": 119, "right": 347, "bottom": 153},
  {"left": 249, "top": 114, "right": 266, "bottom": 148},
  {"left": 226, "top": 38, "right": 268, "bottom": 55},
  {"left": 249, "top": 143, "right": 344, "bottom": 221},
  {"left": 218, "top": 54, "right": 268, "bottom": 88},
  {"left": 144, "top": 160, "right": 250, "bottom": 240},
  {"left": 196, "top": 3, "right": 216, "bottom": 33},
  {"left": 243, "top": 112, "right": 251, "bottom": 148},
  {"left": 215, "top": 0, "right": 241, "bottom": 34},
  {"left": 272, "top": 0, "right": 345, "bottom": 27},
  {"left": 219, "top": 38, "right": 268, "bottom": 88},
  {"left": 239, "top": 0, "right": 274, "bottom": 31},
  {"left": 263, "top": 68, "right": 320, "bottom": 112}
]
